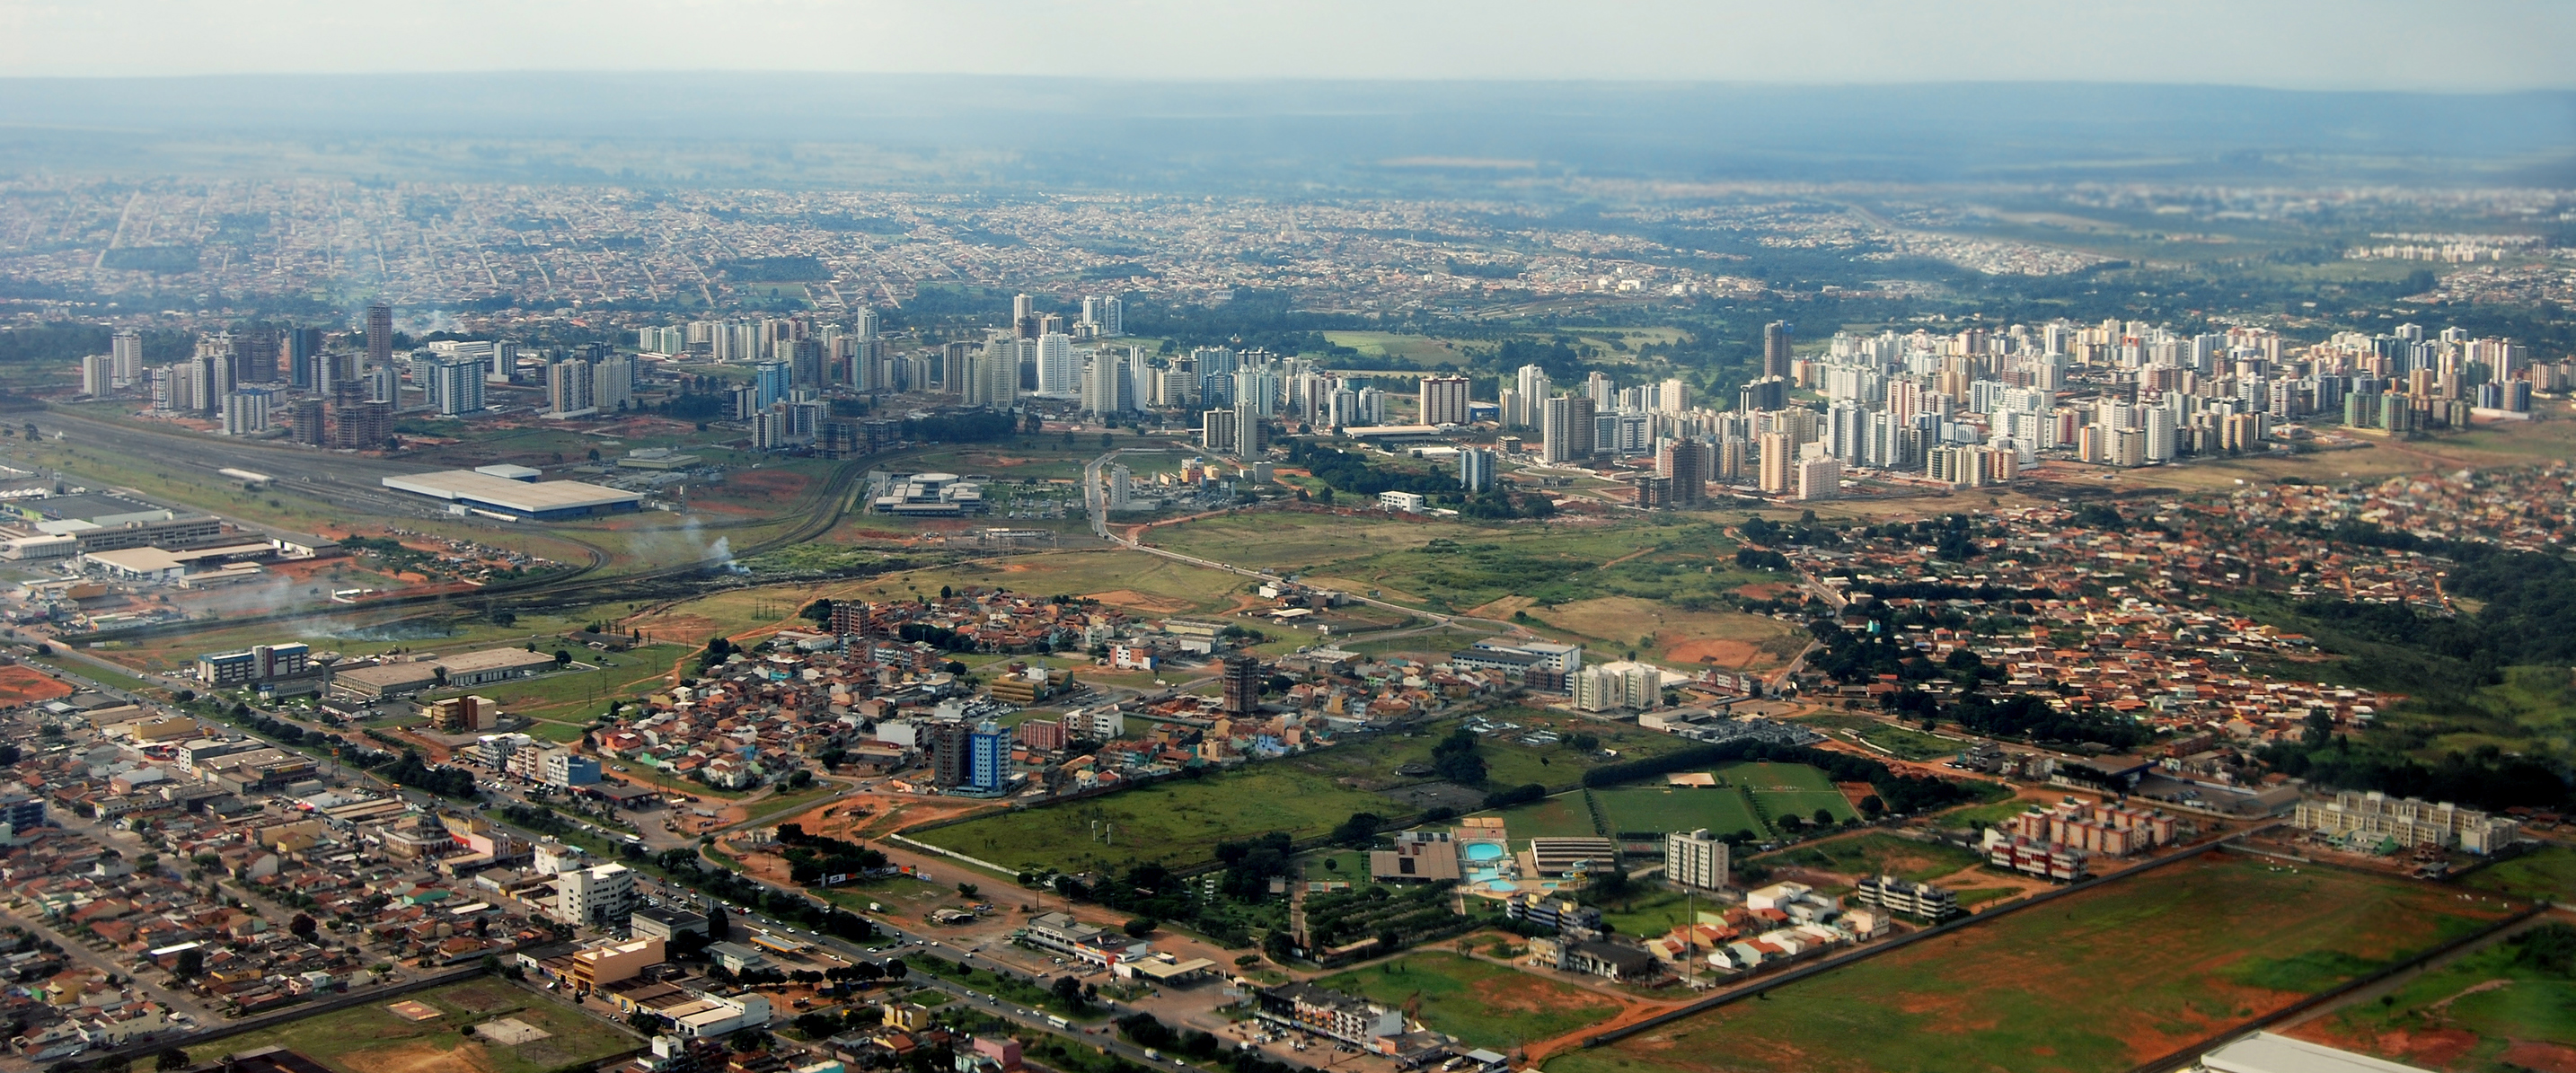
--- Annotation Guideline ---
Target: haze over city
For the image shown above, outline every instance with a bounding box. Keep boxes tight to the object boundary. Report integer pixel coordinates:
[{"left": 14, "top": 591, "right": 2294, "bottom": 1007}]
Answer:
[{"left": 0, "top": 7, "right": 2566, "bottom": 1073}]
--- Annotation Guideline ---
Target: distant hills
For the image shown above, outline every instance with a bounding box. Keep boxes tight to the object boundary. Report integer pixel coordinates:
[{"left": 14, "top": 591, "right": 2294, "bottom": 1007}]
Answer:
[{"left": 0, "top": 75, "right": 2569, "bottom": 191}]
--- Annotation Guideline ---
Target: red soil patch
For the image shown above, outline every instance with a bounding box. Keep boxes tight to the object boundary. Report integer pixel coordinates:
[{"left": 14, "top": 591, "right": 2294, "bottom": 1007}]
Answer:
[
  {"left": 1734, "top": 583, "right": 1795, "bottom": 599},
  {"left": 2503, "top": 1041, "right": 2576, "bottom": 1073},
  {"left": 1667, "top": 638, "right": 1759, "bottom": 666},
  {"left": 0, "top": 666, "right": 75, "bottom": 707}
]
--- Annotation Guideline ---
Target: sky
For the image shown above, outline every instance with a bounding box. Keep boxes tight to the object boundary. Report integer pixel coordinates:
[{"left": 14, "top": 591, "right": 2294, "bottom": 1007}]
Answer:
[{"left": 2, "top": 0, "right": 2571, "bottom": 92}]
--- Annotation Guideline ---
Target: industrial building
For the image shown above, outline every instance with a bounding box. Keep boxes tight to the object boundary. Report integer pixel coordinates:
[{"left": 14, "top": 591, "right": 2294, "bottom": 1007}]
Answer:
[{"left": 380, "top": 467, "right": 643, "bottom": 521}]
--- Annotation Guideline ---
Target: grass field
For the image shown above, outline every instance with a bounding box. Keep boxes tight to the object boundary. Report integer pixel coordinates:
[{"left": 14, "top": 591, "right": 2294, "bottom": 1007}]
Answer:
[
  {"left": 1722, "top": 761, "right": 1862, "bottom": 829},
  {"left": 1480, "top": 792, "right": 1605, "bottom": 840},
  {"left": 2286, "top": 919, "right": 2576, "bottom": 1072},
  {"left": 1798, "top": 714, "right": 1966, "bottom": 762},
  {"left": 1751, "top": 832, "right": 1984, "bottom": 884},
  {"left": 1593, "top": 786, "right": 1766, "bottom": 840},
  {"left": 189, "top": 976, "right": 640, "bottom": 1073},
  {"left": 1315, "top": 952, "right": 1621, "bottom": 1051},
  {"left": 1148, "top": 514, "right": 1769, "bottom": 623},
  {"left": 2462, "top": 846, "right": 2576, "bottom": 901},
  {"left": 920, "top": 764, "right": 1383, "bottom": 874},
  {"left": 1937, "top": 797, "right": 2042, "bottom": 829},
  {"left": 1546, "top": 852, "right": 2524, "bottom": 1073},
  {"left": 923, "top": 717, "right": 1678, "bottom": 872}
]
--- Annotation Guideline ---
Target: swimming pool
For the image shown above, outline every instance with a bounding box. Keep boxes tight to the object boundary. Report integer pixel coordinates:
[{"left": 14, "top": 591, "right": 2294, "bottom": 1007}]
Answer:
[
  {"left": 1463, "top": 842, "right": 1506, "bottom": 862},
  {"left": 1486, "top": 879, "right": 1517, "bottom": 893}
]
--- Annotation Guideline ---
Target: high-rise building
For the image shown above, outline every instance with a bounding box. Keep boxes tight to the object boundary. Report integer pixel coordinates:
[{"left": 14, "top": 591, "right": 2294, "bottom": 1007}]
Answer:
[
  {"left": 1654, "top": 438, "right": 1706, "bottom": 506},
  {"left": 425, "top": 358, "right": 484, "bottom": 417},
  {"left": 1221, "top": 655, "right": 1262, "bottom": 717},
  {"left": 1763, "top": 321, "right": 1793, "bottom": 380},
  {"left": 79, "top": 354, "right": 113, "bottom": 397},
  {"left": 365, "top": 302, "right": 393, "bottom": 375},
  {"left": 928, "top": 722, "right": 971, "bottom": 788},
  {"left": 283, "top": 327, "right": 322, "bottom": 390},
  {"left": 594, "top": 354, "right": 634, "bottom": 413},
  {"left": 110, "top": 329, "right": 143, "bottom": 388},
  {"left": 1458, "top": 448, "right": 1495, "bottom": 493},
  {"left": 1796, "top": 456, "right": 1842, "bottom": 501},
  {"left": 753, "top": 359, "right": 791, "bottom": 409},
  {"left": 1012, "top": 293, "right": 1039, "bottom": 339},
  {"left": 1665, "top": 828, "right": 1731, "bottom": 892},
  {"left": 221, "top": 389, "right": 273, "bottom": 435},
  {"left": 1084, "top": 349, "right": 1130, "bottom": 419},
  {"left": 1036, "top": 333, "right": 1080, "bottom": 396},
  {"left": 1758, "top": 430, "right": 1795, "bottom": 494},
  {"left": 964, "top": 720, "right": 1010, "bottom": 796},
  {"left": 547, "top": 360, "right": 596, "bottom": 417},
  {"left": 1542, "top": 395, "right": 1596, "bottom": 463},
  {"left": 1417, "top": 374, "right": 1471, "bottom": 427},
  {"left": 1232, "top": 401, "right": 1267, "bottom": 458},
  {"left": 288, "top": 399, "right": 326, "bottom": 445}
]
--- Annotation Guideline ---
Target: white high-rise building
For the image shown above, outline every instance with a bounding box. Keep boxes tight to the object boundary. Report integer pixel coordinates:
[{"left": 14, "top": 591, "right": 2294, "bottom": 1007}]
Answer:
[
  {"left": 110, "top": 330, "right": 143, "bottom": 388},
  {"left": 425, "top": 358, "right": 484, "bottom": 417},
  {"left": 1665, "top": 828, "right": 1730, "bottom": 892},
  {"left": 546, "top": 360, "right": 595, "bottom": 418},
  {"left": 1084, "top": 349, "right": 1132, "bottom": 419},
  {"left": 1036, "top": 332, "right": 1080, "bottom": 396},
  {"left": 80, "top": 354, "right": 113, "bottom": 397},
  {"left": 593, "top": 354, "right": 634, "bottom": 413},
  {"left": 220, "top": 389, "right": 272, "bottom": 435},
  {"left": 554, "top": 863, "right": 636, "bottom": 928}
]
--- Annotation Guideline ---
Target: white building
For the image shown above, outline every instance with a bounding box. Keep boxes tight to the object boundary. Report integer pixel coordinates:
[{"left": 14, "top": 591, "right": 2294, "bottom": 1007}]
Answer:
[
  {"left": 1664, "top": 828, "right": 1729, "bottom": 893},
  {"left": 555, "top": 863, "right": 637, "bottom": 928}
]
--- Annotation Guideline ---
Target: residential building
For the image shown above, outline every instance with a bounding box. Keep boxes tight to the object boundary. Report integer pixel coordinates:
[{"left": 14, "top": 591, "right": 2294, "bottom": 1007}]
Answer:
[
  {"left": 1417, "top": 375, "right": 1470, "bottom": 427},
  {"left": 1254, "top": 983, "right": 1406, "bottom": 1048},
  {"left": 556, "top": 863, "right": 637, "bottom": 928},
  {"left": 1504, "top": 893, "right": 1602, "bottom": 934},
  {"left": 1851, "top": 875, "right": 1958, "bottom": 920},
  {"left": 1664, "top": 828, "right": 1729, "bottom": 893},
  {"left": 2292, "top": 789, "right": 2519, "bottom": 854}
]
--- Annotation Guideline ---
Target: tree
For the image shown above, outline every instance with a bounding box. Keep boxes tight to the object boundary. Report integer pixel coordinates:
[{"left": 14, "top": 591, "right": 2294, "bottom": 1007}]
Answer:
[
  {"left": 1859, "top": 795, "right": 1885, "bottom": 818},
  {"left": 1123, "top": 918, "right": 1157, "bottom": 937},
  {"left": 154, "top": 1050, "right": 190, "bottom": 1071},
  {"left": 1813, "top": 808, "right": 1836, "bottom": 827},
  {"left": 1053, "top": 974, "right": 1085, "bottom": 1004},
  {"left": 289, "top": 913, "right": 316, "bottom": 940},
  {"left": 554, "top": 649, "right": 573, "bottom": 667},
  {"left": 1332, "top": 812, "right": 1384, "bottom": 848},
  {"left": 706, "top": 906, "right": 730, "bottom": 942},
  {"left": 173, "top": 947, "right": 203, "bottom": 980}
]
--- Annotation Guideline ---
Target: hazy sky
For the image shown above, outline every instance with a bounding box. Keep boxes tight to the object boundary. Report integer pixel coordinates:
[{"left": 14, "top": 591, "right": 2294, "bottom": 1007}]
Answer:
[{"left": 5, "top": 0, "right": 2571, "bottom": 92}]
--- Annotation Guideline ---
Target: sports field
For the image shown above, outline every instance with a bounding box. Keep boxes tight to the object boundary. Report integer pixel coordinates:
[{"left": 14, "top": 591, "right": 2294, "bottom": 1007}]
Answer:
[
  {"left": 1315, "top": 952, "right": 1623, "bottom": 1051},
  {"left": 1721, "top": 761, "right": 1862, "bottom": 828},
  {"left": 1482, "top": 793, "right": 1604, "bottom": 839},
  {"left": 1545, "top": 852, "right": 2524, "bottom": 1073},
  {"left": 1592, "top": 786, "right": 1765, "bottom": 840},
  {"left": 189, "top": 976, "right": 640, "bottom": 1073}
]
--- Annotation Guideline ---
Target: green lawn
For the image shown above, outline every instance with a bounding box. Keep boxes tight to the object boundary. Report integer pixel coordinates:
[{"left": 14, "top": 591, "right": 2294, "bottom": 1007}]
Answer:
[
  {"left": 1596, "top": 888, "right": 1720, "bottom": 938},
  {"left": 1722, "top": 761, "right": 1861, "bottom": 829},
  {"left": 1593, "top": 786, "right": 1766, "bottom": 841},
  {"left": 1751, "top": 832, "right": 1985, "bottom": 884},
  {"left": 1478, "top": 793, "right": 1605, "bottom": 840},
  {"left": 1799, "top": 714, "right": 1967, "bottom": 762},
  {"left": 187, "top": 976, "right": 640, "bottom": 1073},
  {"left": 1936, "top": 798, "right": 2041, "bottom": 829},
  {"left": 2460, "top": 845, "right": 2576, "bottom": 901},
  {"left": 2287, "top": 921, "right": 2576, "bottom": 1069},
  {"left": 1315, "top": 952, "right": 1619, "bottom": 1051},
  {"left": 919, "top": 765, "right": 1387, "bottom": 874},
  {"left": 923, "top": 717, "right": 1681, "bottom": 872},
  {"left": 1547, "top": 853, "right": 2524, "bottom": 1073},
  {"left": 1151, "top": 514, "right": 1751, "bottom": 615}
]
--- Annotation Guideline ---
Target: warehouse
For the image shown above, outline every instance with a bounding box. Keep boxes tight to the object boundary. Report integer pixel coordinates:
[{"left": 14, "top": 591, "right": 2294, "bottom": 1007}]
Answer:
[{"left": 380, "top": 469, "right": 642, "bottom": 521}]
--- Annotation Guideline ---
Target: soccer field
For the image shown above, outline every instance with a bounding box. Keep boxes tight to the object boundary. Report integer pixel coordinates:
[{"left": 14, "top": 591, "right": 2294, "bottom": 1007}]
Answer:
[{"left": 1592, "top": 786, "right": 1766, "bottom": 840}]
